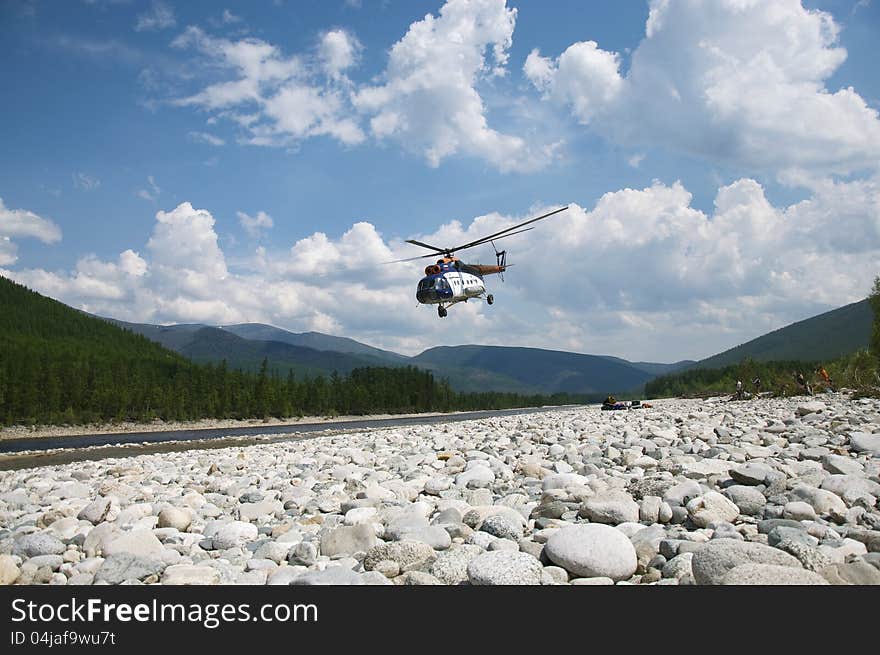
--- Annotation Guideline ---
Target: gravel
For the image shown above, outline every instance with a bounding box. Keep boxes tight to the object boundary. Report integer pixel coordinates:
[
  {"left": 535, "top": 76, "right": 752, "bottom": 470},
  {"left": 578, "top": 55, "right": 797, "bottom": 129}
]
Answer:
[{"left": 2, "top": 393, "right": 878, "bottom": 586}]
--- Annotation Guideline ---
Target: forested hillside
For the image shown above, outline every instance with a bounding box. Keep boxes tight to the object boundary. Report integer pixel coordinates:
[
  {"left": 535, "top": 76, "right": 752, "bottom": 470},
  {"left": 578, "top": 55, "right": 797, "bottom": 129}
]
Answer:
[
  {"left": 0, "top": 276, "right": 577, "bottom": 426},
  {"left": 689, "top": 299, "right": 872, "bottom": 370}
]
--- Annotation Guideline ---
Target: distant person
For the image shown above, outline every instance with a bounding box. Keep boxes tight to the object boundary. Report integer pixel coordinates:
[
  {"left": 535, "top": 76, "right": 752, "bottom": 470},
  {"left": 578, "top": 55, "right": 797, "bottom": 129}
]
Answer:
[
  {"left": 752, "top": 376, "right": 761, "bottom": 393},
  {"left": 735, "top": 380, "right": 744, "bottom": 400},
  {"left": 817, "top": 366, "right": 834, "bottom": 391},
  {"left": 795, "top": 371, "right": 812, "bottom": 396},
  {"left": 602, "top": 395, "right": 626, "bottom": 411}
]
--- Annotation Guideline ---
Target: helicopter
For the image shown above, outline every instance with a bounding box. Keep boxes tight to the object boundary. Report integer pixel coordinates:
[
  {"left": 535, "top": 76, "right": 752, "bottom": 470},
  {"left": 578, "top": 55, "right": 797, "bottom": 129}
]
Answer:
[{"left": 390, "top": 206, "right": 568, "bottom": 318}]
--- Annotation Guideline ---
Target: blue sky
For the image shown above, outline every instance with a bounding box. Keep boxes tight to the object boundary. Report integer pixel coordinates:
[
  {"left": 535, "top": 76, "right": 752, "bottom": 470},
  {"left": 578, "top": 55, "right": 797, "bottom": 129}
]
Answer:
[{"left": 1, "top": 0, "right": 879, "bottom": 361}]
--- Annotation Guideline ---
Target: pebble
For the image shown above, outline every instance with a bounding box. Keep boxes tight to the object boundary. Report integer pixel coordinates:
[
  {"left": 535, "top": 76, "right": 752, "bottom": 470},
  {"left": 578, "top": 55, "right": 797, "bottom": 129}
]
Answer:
[
  {"left": 720, "top": 563, "right": 828, "bottom": 585},
  {"left": 157, "top": 507, "right": 192, "bottom": 532},
  {"left": 467, "top": 551, "right": 543, "bottom": 585},
  {"left": 544, "top": 524, "right": 637, "bottom": 581},
  {"left": 691, "top": 540, "right": 803, "bottom": 585},
  {"left": 0, "top": 555, "right": 20, "bottom": 585},
  {"left": 1, "top": 393, "right": 878, "bottom": 586}
]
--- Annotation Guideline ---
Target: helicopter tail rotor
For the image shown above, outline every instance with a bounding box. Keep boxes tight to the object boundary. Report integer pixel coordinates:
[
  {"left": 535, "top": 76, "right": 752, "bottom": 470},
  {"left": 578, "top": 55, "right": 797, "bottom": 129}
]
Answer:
[{"left": 491, "top": 240, "right": 507, "bottom": 281}]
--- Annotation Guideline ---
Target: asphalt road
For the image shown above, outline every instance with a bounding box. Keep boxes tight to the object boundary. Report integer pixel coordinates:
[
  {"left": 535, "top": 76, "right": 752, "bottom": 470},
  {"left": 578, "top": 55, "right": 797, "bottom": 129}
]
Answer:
[{"left": 0, "top": 405, "right": 585, "bottom": 471}]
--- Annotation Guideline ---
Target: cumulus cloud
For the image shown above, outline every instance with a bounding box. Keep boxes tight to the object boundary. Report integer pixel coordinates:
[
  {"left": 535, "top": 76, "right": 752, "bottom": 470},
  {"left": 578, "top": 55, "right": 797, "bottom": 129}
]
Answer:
[
  {"left": 353, "top": 0, "right": 548, "bottom": 171},
  {"left": 135, "top": 1, "right": 176, "bottom": 32},
  {"left": 237, "top": 210, "right": 273, "bottom": 239},
  {"left": 4, "top": 175, "right": 879, "bottom": 361},
  {"left": 171, "top": 26, "right": 364, "bottom": 147},
  {"left": 166, "top": 0, "right": 558, "bottom": 170},
  {"left": 526, "top": 0, "right": 880, "bottom": 177},
  {"left": 0, "top": 198, "right": 62, "bottom": 265},
  {"left": 318, "top": 29, "right": 361, "bottom": 79}
]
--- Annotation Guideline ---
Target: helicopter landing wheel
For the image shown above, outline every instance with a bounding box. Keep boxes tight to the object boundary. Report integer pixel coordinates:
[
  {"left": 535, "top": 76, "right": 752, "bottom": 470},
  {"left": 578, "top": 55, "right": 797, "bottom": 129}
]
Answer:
[
  {"left": 487, "top": 294, "right": 494, "bottom": 305},
  {"left": 438, "top": 306, "right": 448, "bottom": 318}
]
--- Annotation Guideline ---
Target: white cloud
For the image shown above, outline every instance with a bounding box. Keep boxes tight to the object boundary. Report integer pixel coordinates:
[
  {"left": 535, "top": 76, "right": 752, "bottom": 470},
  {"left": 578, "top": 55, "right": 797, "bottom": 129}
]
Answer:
[
  {"left": 171, "top": 26, "right": 364, "bottom": 147},
  {"left": 237, "top": 210, "right": 273, "bottom": 238},
  {"left": 524, "top": 42, "right": 623, "bottom": 124},
  {"left": 4, "top": 176, "right": 879, "bottom": 361},
  {"left": 318, "top": 29, "right": 361, "bottom": 79},
  {"left": 163, "top": 1, "right": 563, "bottom": 170},
  {"left": 188, "top": 130, "right": 225, "bottom": 146},
  {"left": 527, "top": 0, "right": 880, "bottom": 177},
  {"left": 0, "top": 198, "right": 62, "bottom": 265},
  {"left": 353, "top": 0, "right": 548, "bottom": 171},
  {"left": 0, "top": 237, "right": 16, "bottom": 267},
  {"left": 148, "top": 202, "right": 228, "bottom": 280},
  {"left": 136, "top": 175, "right": 161, "bottom": 201},
  {"left": 135, "top": 0, "right": 176, "bottom": 32},
  {"left": 72, "top": 172, "right": 101, "bottom": 190}
]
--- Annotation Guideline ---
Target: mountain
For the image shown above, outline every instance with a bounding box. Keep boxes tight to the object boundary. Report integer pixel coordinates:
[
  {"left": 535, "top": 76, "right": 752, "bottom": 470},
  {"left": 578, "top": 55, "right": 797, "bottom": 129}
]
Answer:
[
  {"left": 221, "top": 323, "right": 408, "bottom": 365},
  {"left": 412, "top": 345, "right": 656, "bottom": 395},
  {"left": 105, "top": 321, "right": 686, "bottom": 395},
  {"left": 600, "top": 356, "right": 695, "bottom": 377},
  {"left": 105, "top": 319, "right": 402, "bottom": 379},
  {"left": 0, "top": 275, "right": 196, "bottom": 423},
  {"left": 691, "top": 299, "right": 872, "bottom": 370},
  {"left": 106, "top": 319, "right": 211, "bottom": 352},
  {"left": 4, "top": 275, "right": 565, "bottom": 424}
]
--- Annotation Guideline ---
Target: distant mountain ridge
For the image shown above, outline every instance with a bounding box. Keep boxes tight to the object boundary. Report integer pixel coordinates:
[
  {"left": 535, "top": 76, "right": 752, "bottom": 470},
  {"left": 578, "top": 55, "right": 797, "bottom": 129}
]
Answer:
[
  {"left": 87, "top": 298, "right": 877, "bottom": 394},
  {"left": 105, "top": 320, "right": 397, "bottom": 379},
  {"left": 104, "top": 319, "right": 676, "bottom": 394},
  {"left": 689, "top": 299, "right": 872, "bottom": 370},
  {"left": 411, "top": 345, "right": 683, "bottom": 394},
  {"left": 221, "top": 323, "right": 408, "bottom": 364}
]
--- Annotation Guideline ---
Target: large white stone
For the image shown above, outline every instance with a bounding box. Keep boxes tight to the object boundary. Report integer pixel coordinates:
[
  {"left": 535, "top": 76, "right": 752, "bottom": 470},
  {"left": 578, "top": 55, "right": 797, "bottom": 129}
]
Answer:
[
  {"left": 103, "top": 530, "right": 165, "bottom": 558},
  {"left": 157, "top": 507, "right": 192, "bottom": 532},
  {"left": 544, "top": 524, "right": 637, "bottom": 581},
  {"left": 211, "top": 521, "right": 259, "bottom": 550},
  {"left": 849, "top": 432, "right": 880, "bottom": 457},
  {"left": 721, "top": 564, "right": 828, "bottom": 585},
  {"left": 579, "top": 490, "right": 639, "bottom": 525},
  {"left": 791, "top": 485, "right": 847, "bottom": 515},
  {"left": 691, "top": 540, "right": 802, "bottom": 585},
  {"left": 467, "top": 551, "right": 543, "bottom": 585},
  {"left": 686, "top": 491, "right": 740, "bottom": 528}
]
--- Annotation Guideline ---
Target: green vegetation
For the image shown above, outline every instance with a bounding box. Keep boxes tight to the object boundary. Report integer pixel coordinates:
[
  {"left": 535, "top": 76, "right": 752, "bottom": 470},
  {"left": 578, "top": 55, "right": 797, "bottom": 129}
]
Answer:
[
  {"left": 0, "top": 275, "right": 585, "bottom": 427},
  {"left": 644, "top": 358, "right": 816, "bottom": 399},
  {"left": 688, "top": 298, "right": 872, "bottom": 370},
  {"left": 647, "top": 276, "right": 880, "bottom": 400},
  {"left": 870, "top": 276, "right": 880, "bottom": 367}
]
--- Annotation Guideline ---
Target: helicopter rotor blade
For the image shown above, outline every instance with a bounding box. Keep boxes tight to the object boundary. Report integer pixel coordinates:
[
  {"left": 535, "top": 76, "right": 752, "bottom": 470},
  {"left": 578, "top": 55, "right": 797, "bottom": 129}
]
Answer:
[
  {"left": 445, "top": 206, "right": 568, "bottom": 254},
  {"left": 382, "top": 251, "right": 445, "bottom": 264},
  {"left": 389, "top": 205, "right": 567, "bottom": 264},
  {"left": 464, "top": 226, "right": 535, "bottom": 252},
  {"left": 404, "top": 239, "right": 448, "bottom": 254}
]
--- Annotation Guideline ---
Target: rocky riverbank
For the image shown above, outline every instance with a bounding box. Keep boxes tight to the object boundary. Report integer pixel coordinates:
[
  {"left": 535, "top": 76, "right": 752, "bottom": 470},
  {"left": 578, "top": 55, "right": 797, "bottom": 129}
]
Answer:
[
  {"left": 0, "top": 411, "right": 467, "bottom": 442},
  {"left": 1, "top": 394, "right": 879, "bottom": 585}
]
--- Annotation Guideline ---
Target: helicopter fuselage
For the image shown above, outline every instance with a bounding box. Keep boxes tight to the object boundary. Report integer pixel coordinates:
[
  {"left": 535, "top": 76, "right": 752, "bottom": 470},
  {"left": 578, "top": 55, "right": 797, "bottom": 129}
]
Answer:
[
  {"left": 395, "top": 206, "right": 567, "bottom": 318},
  {"left": 416, "top": 270, "right": 486, "bottom": 305},
  {"left": 415, "top": 258, "right": 504, "bottom": 317}
]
